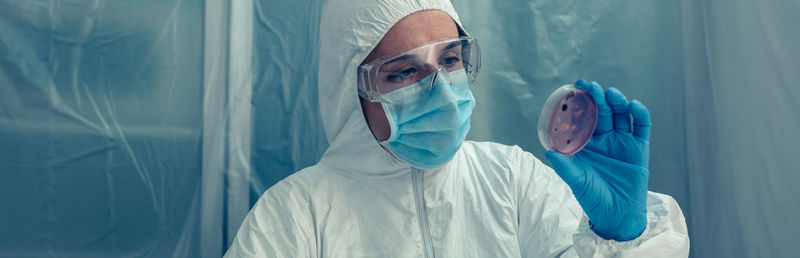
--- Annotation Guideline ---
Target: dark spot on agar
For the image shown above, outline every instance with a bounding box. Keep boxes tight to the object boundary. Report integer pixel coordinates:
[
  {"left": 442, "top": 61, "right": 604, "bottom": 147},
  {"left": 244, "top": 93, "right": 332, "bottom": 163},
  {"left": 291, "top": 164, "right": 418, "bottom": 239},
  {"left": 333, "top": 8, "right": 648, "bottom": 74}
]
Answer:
[
  {"left": 562, "top": 104, "right": 568, "bottom": 111},
  {"left": 567, "top": 139, "right": 571, "bottom": 144}
]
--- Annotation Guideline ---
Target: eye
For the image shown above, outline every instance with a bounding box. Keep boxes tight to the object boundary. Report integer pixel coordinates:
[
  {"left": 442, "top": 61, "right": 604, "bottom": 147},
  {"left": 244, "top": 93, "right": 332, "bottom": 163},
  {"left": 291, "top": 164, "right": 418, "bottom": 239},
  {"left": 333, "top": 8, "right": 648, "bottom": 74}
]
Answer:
[
  {"left": 443, "top": 57, "right": 460, "bottom": 66},
  {"left": 386, "top": 68, "right": 416, "bottom": 83},
  {"left": 440, "top": 54, "right": 461, "bottom": 68}
]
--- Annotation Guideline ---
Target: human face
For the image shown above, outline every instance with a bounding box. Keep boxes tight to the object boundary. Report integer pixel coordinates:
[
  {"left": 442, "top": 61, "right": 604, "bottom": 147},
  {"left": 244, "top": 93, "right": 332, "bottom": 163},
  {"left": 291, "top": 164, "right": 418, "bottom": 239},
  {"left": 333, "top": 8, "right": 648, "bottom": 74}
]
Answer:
[{"left": 359, "top": 10, "right": 460, "bottom": 142}]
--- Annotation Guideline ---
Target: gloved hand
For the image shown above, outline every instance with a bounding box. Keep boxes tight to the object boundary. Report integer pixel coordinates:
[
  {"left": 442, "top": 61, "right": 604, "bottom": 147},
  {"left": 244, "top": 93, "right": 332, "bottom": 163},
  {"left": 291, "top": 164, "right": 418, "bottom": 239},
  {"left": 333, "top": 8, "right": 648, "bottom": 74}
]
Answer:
[{"left": 545, "top": 79, "right": 651, "bottom": 241}]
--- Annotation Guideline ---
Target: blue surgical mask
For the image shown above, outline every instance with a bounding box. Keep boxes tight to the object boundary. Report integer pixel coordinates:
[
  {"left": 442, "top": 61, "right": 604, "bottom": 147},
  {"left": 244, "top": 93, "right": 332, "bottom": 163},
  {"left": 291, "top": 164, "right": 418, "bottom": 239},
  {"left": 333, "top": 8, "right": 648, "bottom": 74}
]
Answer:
[{"left": 380, "top": 68, "right": 475, "bottom": 169}]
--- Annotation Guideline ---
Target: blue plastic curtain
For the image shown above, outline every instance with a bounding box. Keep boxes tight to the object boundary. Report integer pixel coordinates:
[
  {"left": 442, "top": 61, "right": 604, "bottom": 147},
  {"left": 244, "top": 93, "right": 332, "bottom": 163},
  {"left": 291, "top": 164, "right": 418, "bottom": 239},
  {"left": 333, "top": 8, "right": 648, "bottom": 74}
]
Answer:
[
  {"left": 1, "top": 1, "right": 205, "bottom": 257},
  {"left": 0, "top": 0, "right": 254, "bottom": 257},
  {"left": 2, "top": 0, "right": 798, "bottom": 257}
]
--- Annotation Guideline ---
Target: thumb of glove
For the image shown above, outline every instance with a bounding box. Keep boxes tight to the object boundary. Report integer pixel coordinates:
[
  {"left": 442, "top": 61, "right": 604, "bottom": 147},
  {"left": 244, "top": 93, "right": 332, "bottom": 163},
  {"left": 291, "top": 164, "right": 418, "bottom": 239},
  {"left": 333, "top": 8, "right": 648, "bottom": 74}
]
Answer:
[{"left": 545, "top": 150, "right": 587, "bottom": 197}]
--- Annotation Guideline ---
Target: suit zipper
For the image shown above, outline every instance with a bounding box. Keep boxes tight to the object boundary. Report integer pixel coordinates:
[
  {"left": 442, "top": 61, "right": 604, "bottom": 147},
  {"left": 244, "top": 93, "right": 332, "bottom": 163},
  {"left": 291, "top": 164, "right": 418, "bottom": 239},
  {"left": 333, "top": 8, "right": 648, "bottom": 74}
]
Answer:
[{"left": 412, "top": 169, "right": 435, "bottom": 258}]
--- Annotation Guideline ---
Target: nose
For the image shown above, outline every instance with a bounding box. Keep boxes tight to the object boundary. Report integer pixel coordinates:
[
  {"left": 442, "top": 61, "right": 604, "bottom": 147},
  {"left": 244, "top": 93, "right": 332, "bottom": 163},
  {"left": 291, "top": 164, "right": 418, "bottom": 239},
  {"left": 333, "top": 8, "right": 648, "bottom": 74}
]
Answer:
[
  {"left": 417, "top": 62, "right": 437, "bottom": 81},
  {"left": 425, "top": 66, "right": 452, "bottom": 90},
  {"left": 416, "top": 52, "right": 443, "bottom": 81}
]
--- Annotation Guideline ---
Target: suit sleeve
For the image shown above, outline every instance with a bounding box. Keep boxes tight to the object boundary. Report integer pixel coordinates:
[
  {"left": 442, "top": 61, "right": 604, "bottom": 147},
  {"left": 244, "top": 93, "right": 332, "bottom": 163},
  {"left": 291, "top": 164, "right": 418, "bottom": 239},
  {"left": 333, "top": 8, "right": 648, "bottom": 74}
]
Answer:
[{"left": 511, "top": 146, "right": 690, "bottom": 257}]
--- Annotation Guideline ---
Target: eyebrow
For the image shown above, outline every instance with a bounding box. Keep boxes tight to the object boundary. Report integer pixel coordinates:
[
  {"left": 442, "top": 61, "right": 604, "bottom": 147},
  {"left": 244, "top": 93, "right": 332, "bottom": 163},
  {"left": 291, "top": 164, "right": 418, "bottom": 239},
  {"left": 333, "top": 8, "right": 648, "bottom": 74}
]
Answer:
[
  {"left": 443, "top": 41, "right": 460, "bottom": 51},
  {"left": 383, "top": 54, "right": 418, "bottom": 66},
  {"left": 381, "top": 41, "right": 462, "bottom": 66}
]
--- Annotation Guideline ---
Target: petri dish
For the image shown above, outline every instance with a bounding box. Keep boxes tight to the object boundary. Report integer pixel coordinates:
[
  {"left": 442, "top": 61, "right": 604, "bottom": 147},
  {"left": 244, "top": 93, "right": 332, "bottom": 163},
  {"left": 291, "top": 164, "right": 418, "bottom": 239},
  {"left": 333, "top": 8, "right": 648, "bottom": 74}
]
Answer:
[{"left": 537, "top": 84, "right": 598, "bottom": 155}]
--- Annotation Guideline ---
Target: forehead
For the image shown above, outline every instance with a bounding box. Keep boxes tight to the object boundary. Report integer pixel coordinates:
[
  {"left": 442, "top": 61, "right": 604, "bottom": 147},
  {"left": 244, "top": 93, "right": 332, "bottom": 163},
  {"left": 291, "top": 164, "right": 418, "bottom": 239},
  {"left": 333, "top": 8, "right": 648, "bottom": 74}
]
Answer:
[{"left": 366, "top": 10, "right": 459, "bottom": 62}]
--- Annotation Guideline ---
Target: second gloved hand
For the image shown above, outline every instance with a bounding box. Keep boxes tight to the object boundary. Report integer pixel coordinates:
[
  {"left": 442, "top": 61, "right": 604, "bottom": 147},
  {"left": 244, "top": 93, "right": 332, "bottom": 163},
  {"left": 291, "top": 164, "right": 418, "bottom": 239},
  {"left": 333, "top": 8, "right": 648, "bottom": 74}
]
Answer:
[{"left": 545, "top": 79, "right": 651, "bottom": 241}]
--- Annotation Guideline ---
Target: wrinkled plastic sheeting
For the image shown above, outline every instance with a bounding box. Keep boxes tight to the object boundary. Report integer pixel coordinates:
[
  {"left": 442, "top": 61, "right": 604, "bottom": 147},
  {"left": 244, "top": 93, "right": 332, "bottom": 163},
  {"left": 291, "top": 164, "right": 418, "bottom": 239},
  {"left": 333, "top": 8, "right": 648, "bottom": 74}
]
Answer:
[
  {"left": 680, "top": 0, "right": 800, "bottom": 257},
  {"left": 0, "top": 1, "right": 204, "bottom": 257},
  {"left": 250, "top": 0, "right": 328, "bottom": 202}
]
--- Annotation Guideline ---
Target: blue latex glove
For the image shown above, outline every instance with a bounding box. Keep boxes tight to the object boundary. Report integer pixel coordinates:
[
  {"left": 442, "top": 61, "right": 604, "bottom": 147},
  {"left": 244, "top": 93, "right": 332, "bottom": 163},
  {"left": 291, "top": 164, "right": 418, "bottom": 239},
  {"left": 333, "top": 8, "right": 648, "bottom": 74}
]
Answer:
[{"left": 545, "top": 79, "right": 651, "bottom": 241}]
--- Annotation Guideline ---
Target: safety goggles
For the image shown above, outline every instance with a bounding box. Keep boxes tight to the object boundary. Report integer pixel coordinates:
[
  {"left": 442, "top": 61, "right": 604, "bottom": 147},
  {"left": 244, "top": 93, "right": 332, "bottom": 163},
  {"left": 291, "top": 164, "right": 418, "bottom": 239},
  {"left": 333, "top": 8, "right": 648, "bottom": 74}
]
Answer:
[{"left": 357, "top": 36, "right": 480, "bottom": 103}]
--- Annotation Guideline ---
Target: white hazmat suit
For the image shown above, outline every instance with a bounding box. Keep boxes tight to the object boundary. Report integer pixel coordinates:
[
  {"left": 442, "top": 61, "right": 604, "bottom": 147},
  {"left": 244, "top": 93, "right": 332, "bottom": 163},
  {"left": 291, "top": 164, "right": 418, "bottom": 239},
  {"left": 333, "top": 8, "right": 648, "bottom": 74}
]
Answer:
[{"left": 225, "top": 0, "right": 690, "bottom": 257}]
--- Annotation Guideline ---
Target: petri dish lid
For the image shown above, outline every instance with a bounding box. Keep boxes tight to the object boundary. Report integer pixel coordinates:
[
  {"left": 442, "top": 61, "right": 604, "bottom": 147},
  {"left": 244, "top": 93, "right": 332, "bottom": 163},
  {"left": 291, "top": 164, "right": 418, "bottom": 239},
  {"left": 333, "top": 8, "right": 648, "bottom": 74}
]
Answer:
[{"left": 537, "top": 84, "right": 598, "bottom": 155}]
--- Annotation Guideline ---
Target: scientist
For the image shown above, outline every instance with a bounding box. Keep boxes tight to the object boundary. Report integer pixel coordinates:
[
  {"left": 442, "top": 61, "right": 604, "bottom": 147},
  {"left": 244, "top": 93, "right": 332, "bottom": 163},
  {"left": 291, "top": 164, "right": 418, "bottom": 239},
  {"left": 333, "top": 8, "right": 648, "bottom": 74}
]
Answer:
[{"left": 225, "top": 0, "right": 689, "bottom": 257}]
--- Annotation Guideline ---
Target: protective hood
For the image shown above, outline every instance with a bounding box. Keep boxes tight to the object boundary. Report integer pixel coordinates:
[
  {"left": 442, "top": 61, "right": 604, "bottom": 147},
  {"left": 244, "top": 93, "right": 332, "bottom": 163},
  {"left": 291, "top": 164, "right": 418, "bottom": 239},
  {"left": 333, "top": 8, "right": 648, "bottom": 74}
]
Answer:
[{"left": 317, "top": 0, "right": 467, "bottom": 177}]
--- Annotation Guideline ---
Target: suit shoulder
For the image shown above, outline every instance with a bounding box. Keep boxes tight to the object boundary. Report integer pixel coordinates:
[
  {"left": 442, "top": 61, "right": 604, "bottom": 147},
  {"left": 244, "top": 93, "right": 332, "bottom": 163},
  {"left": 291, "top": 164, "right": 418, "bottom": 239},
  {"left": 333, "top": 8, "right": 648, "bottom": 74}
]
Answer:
[{"left": 252, "top": 164, "right": 328, "bottom": 207}]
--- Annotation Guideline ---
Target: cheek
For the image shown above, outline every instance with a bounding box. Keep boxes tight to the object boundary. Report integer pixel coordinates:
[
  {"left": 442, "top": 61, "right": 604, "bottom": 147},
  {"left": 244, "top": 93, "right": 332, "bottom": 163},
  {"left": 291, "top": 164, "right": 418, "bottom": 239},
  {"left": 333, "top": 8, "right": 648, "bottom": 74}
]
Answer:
[{"left": 359, "top": 98, "right": 391, "bottom": 141}]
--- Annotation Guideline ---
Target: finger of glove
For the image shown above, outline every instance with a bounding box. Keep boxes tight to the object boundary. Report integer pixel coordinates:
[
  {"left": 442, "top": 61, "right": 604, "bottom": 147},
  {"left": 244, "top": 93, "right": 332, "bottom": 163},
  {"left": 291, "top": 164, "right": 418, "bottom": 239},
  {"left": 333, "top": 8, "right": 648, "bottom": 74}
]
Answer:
[
  {"left": 629, "top": 100, "right": 651, "bottom": 140},
  {"left": 575, "top": 79, "right": 612, "bottom": 135},
  {"left": 605, "top": 87, "right": 631, "bottom": 132},
  {"left": 545, "top": 150, "right": 586, "bottom": 196}
]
